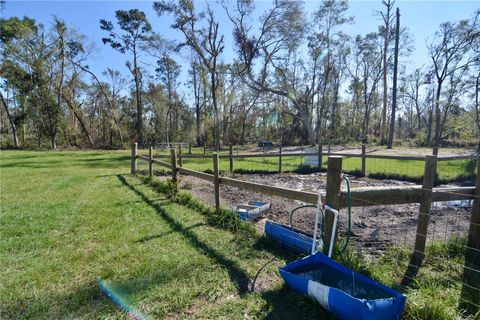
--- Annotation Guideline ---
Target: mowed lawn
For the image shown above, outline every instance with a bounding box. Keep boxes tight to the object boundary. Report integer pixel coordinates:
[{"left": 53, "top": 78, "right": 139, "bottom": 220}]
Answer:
[
  {"left": 0, "top": 150, "right": 330, "bottom": 319},
  {"left": 153, "top": 147, "right": 475, "bottom": 182}
]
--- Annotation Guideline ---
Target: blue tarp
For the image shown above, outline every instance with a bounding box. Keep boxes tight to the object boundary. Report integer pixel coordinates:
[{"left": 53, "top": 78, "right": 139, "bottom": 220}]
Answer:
[
  {"left": 265, "top": 220, "right": 315, "bottom": 254},
  {"left": 279, "top": 252, "right": 406, "bottom": 320}
]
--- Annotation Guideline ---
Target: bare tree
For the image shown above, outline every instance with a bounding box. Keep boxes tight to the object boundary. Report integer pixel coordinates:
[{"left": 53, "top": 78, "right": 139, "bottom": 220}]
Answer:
[
  {"left": 154, "top": 1, "right": 224, "bottom": 151},
  {"left": 376, "top": 0, "right": 396, "bottom": 144},
  {"left": 428, "top": 10, "right": 479, "bottom": 147},
  {"left": 387, "top": 8, "right": 400, "bottom": 148},
  {"left": 0, "top": 90, "right": 19, "bottom": 147},
  {"left": 100, "top": 9, "right": 154, "bottom": 146}
]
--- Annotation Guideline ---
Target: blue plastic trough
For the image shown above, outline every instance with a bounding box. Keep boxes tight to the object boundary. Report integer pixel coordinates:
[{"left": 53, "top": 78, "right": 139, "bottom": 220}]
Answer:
[
  {"left": 235, "top": 201, "right": 271, "bottom": 221},
  {"left": 265, "top": 220, "right": 317, "bottom": 254},
  {"left": 279, "top": 252, "right": 406, "bottom": 320}
]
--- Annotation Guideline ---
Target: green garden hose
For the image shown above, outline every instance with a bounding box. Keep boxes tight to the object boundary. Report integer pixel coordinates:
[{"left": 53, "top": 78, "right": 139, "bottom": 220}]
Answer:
[{"left": 289, "top": 204, "right": 320, "bottom": 233}]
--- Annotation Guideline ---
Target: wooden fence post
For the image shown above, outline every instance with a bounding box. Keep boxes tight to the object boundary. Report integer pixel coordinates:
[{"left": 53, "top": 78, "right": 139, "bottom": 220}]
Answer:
[
  {"left": 279, "top": 145, "right": 283, "bottom": 173},
  {"left": 178, "top": 144, "right": 183, "bottom": 167},
  {"left": 213, "top": 153, "right": 220, "bottom": 211},
  {"left": 188, "top": 143, "right": 192, "bottom": 154},
  {"left": 148, "top": 145, "right": 153, "bottom": 178},
  {"left": 403, "top": 155, "right": 437, "bottom": 285},
  {"left": 318, "top": 144, "right": 323, "bottom": 171},
  {"left": 361, "top": 144, "right": 366, "bottom": 177},
  {"left": 204, "top": 142, "right": 207, "bottom": 155},
  {"left": 170, "top": 148, "right": 178, "bottom": 191},
  {"left": 328, "top": 143, "right": 331, "bottom": 154},
  {"left": 460, "top": 159, "right": 480, "bottom": 315},
  {"left": 229, "top": 145, "right": 234, "bottom": 173},
  {"left": 324, "top": 156, "right": 343, "bottom": 254},
  {"left": 131, "top": 142, "right": 137, "bottom": 174},
  {"left": 432, "top": 147, "right": 439, "bottom": 156}
]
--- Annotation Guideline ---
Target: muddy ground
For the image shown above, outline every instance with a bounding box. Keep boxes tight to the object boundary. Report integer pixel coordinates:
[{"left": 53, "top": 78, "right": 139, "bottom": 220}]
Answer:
[{"left": 174, "top": 172, "right": 472, "bottom": 255}]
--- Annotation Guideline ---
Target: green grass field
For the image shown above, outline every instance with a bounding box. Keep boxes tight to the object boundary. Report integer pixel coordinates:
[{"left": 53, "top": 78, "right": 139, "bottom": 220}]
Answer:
[
  {"left": 0, "top": 150, "right": 331, "bottom": 319},
  {"left": 1, "top": 150, "right": 477, "bottom": 319},
  {"left": 153, "top": 147, "right": 476, "bottom": 183}
]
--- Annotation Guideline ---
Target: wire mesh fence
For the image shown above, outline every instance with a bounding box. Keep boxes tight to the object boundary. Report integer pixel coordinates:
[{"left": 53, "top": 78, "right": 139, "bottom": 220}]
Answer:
[{"left": 343, "top": 186, "right": 479, "bottom": 318}]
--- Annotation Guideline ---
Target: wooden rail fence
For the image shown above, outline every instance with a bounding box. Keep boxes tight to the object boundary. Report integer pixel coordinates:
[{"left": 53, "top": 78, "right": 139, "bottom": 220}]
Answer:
[
  {"left": 132, "top": 142, "right": 479, "bottom": 312},
  {"left": 150, "top": 143, "right": 477, "bottom": 180}
]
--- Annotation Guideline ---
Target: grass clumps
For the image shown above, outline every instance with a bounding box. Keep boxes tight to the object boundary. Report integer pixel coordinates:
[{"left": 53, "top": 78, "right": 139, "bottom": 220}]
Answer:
[{"left": 140, "top": 176, "right": 257, "bottom": 236}]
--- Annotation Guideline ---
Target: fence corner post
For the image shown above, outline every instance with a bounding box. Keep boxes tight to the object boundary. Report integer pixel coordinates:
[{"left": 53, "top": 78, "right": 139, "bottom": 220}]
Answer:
[
  {"left": 213, "top": 153, "right": 220, "bottom": 211},
  {"left": 178, "top": 143, "right": 183, "bottom": 167},
  {"left": 460, "top": 159, "right": 480, "bottom": 315},
  {"left": 148, "top": 145, "right": 153, "bottom": 178},
  {"left": 229, "top": 145, "right": 234, "bottom": 174},
  {"left": 325, "top": 156, "right": 343, "bottom": 254},
  {"left": 131, "top": 142, "right": 138, "bottom": 174},
  {"left": 361, "top": 144, "right": 366, "bottom": 177},
  {"left": 170, "top": 148, "right": 178, "bottom": 192}
]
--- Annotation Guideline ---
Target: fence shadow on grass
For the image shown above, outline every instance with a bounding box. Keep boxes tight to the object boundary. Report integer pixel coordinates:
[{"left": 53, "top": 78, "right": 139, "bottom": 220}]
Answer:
[
  {"left": 260, "top": 286, "right": 334, "bottom": 320},
  {"left": 116, "top": 174, "right": 250, "bottom": 295}
]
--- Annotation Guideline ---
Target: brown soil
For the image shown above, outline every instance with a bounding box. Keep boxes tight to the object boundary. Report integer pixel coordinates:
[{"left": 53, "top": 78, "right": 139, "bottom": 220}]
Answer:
[{"left": 175, "top": 173, "right": 472, "bottom": 254}]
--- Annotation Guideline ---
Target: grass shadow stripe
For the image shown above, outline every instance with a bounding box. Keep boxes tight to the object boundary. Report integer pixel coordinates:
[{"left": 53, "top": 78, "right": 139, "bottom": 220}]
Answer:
[{"left": 117, "top": 174, "right": 250, "bottom": 295}]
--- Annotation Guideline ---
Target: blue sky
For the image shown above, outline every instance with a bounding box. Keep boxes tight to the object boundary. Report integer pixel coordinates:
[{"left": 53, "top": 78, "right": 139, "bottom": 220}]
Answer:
[{"left": 2, "top": 0, "right": 479, "bottom": 100}]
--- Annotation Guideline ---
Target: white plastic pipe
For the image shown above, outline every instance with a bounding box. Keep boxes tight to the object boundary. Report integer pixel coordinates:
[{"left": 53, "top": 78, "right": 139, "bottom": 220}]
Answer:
[
  {"left": 324, "top": 205, "right": 339, "bottom": 258},
  {"left": 311, "top": 192, "right": 324, "bottom": 255}
]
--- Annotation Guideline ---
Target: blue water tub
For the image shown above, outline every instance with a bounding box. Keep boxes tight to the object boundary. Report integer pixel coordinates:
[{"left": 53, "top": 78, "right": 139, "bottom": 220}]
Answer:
[
  {"left": 265, "top": 220, "right": 317, "bottom": 254},
  {"left": 235, "top": 201, "right": 270, "bottom": 221},
  {"left": 280, "top": 252, "right": 406, "bottom": 320}
]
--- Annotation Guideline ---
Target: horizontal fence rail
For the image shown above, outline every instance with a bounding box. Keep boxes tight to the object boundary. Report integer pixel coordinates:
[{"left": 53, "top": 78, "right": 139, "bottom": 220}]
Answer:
[{"left": 136, "top": 152, "right": 476, "bottom": 208}]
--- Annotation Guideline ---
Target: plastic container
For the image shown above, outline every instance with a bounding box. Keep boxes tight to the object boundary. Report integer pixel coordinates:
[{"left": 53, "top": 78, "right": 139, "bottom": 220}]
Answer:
[
  {"left": 279, "top": 252, "right": 406, "bottom": 320},
  {"left": 235, "top": 201, "right": 270, "bottom": 221},
  {"left": 265, "top": 220, "right": 319, "bottom": 254}
]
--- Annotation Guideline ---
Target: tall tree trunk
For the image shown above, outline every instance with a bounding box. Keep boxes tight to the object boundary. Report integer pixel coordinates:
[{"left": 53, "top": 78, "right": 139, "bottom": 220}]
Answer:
[
  {"left": 475, "top": 75, "right": 479, "bottom": 151},
  {"left": 211, "top": 71, "right": 221, "bottom": 152},
  {"left": 380, "top": 0, "right": 393, "bottom": 145},
  {"left": 0, "top": 92, "right": 19, "bottom": 148},
  {"left": 433, "top": 80, "right": 443, "bottom": 147},
  {"left": 387, "top": 8, "right": 400, "bottom": 149},
  {"left": 133, "top": 44, "right": 143, "bottom": 146}
]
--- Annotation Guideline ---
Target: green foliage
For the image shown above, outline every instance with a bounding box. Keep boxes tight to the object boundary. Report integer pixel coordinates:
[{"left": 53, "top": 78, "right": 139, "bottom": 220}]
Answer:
[{"left": 141, "top": 176, "right": 257, "bottom": 236}]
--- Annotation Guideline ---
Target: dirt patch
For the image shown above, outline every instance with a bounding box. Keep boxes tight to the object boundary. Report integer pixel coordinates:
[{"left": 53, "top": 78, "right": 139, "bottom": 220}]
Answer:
[{"left": 174, "top": 173, "right": 471, "bottom": 254}]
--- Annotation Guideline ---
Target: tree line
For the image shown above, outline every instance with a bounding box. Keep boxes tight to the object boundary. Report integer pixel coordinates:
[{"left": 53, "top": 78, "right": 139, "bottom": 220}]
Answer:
[{"left": 1, "top": 0, "right": 479, "bottom": 150}]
